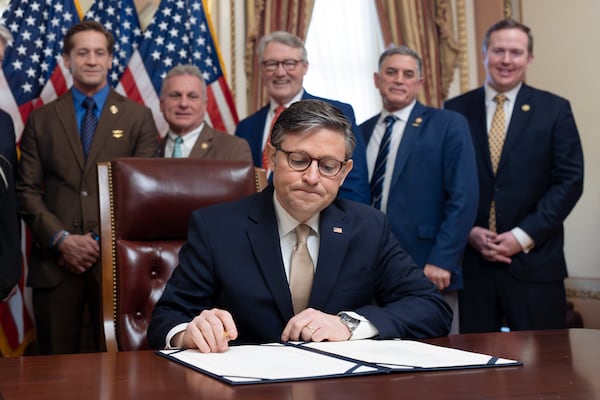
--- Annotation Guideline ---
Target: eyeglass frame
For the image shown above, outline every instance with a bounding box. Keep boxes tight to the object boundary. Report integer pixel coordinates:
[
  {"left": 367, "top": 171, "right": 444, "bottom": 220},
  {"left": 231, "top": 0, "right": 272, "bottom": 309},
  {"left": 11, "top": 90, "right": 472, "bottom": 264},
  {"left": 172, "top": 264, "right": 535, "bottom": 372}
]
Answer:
[
  {"left": 261, "top": 59, "right": 305, "bottom": 72},
  {"left": 274, "top": 146, "right": 348, "bottom": 177}
]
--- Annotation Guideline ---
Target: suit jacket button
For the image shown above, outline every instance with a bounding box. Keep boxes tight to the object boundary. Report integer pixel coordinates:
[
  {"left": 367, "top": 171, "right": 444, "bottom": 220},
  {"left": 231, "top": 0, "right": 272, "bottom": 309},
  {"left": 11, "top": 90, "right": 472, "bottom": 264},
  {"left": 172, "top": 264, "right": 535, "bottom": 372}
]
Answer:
[{"left": 81, "top": 190, "right": 88, "bottom": 197}]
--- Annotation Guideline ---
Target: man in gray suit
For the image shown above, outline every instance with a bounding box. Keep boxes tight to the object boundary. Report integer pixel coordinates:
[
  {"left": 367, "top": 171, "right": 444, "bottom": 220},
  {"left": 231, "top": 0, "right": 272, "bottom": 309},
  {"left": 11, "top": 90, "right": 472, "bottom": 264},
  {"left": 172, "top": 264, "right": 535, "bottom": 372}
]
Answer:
[
  {"left": 158, "top": 64, "right": 252, "bottom": 162},
  {"left": 17, "top": 21, "right": 158, "bottom": 354}
]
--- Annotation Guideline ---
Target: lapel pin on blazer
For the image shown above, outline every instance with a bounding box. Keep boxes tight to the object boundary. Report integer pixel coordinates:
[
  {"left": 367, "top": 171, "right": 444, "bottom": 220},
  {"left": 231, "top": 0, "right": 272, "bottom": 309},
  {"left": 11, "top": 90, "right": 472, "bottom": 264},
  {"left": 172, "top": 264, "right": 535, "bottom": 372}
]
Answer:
[
  {"left": 333, "top": 227, "right": 343, "bottom": 234},
  {"left": 411, "top": 117, "right": 423, "bottom": 127},
  {"left": 112, "top": 129, "right": 124, "bottom": 138},
  {"left": 110, "top": 105, "right": 118, "bottom": 114},
  {"left": 521, "top": 104, "right": 531, "bottom": 112},
  {"left": 201, "top": 142, "right": 209, "bottom": 150}
]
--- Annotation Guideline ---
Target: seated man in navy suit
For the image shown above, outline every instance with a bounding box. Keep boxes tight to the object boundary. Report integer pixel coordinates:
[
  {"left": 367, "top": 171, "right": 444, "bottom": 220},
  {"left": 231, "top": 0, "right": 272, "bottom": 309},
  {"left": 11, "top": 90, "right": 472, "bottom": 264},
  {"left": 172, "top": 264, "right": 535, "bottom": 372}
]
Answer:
[
  {"left": 148, "top": 100, "right": 452, "bottom": 353},
  {"left": 234, "top": 31, "right": 370, "bottom": 204}
]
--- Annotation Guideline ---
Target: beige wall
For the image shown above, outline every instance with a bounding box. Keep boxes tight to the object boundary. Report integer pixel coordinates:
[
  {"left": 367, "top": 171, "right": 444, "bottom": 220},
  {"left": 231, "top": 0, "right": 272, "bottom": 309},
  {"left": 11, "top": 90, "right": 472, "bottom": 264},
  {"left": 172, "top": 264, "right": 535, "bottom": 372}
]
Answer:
[{"left": 521, "top": 0, "right": 600, "bottom": 279}]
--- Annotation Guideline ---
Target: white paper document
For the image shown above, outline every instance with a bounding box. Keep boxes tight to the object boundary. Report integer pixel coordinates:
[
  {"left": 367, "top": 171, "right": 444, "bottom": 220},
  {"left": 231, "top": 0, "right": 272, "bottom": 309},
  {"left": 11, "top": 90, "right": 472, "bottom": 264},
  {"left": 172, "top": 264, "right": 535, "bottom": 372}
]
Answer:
[{"left": 158, "top": 339, "right": 521, "bottom": 385}]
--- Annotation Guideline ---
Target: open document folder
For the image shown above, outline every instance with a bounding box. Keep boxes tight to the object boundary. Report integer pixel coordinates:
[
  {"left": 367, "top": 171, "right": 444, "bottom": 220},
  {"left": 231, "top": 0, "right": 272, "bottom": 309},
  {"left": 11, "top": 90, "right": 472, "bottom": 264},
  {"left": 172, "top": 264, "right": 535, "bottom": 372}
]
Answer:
[{"left": 157, "top": 339, "right": 521, "bottom": 385}]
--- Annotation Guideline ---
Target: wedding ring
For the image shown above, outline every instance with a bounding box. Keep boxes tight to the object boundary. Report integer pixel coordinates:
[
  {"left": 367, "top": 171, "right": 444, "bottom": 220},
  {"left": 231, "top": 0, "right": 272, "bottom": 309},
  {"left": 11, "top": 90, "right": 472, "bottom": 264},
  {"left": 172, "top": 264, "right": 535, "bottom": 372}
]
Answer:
[{"left": 306, "top": 325, "right": 316, "bottom": 334}]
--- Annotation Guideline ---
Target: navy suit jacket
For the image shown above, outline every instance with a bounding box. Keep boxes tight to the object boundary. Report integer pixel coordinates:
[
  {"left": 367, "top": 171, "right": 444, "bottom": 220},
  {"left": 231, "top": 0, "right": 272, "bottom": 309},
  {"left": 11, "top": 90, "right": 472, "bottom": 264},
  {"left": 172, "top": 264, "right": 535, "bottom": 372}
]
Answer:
[
  {"left": 444, "top": 84, "right": 584, "bottom": 282},
  {"left": 0, "top": 110, "right": 21, "bottom": 299},
  {"left": 148, "top": 186, "right": 452, "bottom": 348},
  {"left": 234, "top": 91, "right": 370, "bottom": 204},
  {"left": 361, "top": 103, "right": 478, "bottom": 289}
]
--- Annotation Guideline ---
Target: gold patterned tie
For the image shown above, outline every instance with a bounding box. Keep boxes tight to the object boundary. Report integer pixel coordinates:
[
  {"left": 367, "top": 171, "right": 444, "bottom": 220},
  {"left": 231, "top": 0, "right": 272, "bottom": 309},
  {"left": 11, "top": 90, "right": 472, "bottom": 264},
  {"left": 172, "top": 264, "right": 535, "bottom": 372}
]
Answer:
[
  {"left": 488, "top": 94, "right": 507, "bottom": 232},
  {"left": 289, "top": 224, "right": 314, "bottom": 314}
]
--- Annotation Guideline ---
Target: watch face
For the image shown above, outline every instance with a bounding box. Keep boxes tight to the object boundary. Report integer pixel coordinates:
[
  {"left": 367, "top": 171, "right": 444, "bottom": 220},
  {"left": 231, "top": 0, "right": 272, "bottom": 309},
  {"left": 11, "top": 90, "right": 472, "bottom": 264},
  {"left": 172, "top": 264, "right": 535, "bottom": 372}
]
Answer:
[{"left": 340, "top": 313, "right": 360, "bottom": 331}]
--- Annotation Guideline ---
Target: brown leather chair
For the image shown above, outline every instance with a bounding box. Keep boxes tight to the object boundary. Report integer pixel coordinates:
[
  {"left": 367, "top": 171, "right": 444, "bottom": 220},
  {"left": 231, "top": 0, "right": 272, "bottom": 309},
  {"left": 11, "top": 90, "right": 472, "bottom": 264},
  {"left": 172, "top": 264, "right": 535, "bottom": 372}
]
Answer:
[{"left": 98, "top": 158, "right": 266, "bottom": 352}]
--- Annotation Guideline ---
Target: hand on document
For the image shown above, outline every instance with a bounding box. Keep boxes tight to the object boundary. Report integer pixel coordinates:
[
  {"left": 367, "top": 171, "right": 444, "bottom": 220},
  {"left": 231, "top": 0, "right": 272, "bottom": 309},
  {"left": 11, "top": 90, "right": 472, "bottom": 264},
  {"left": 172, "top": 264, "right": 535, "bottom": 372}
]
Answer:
[
  {"left": 281, "top": 308, "right": 351, "bottom": 343},
  {"left": 174, "top": 308, "right": 238, "bottom": 353}
]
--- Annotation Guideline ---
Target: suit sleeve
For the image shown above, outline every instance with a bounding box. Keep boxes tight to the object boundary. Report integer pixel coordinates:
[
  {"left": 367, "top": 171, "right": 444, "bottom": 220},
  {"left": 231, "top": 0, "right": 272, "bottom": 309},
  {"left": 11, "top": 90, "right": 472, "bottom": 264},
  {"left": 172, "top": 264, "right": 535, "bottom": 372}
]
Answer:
[
  {"left": 427, "top": 112, "right": 479, "bottom": 272},
  {"left": 131, "top": 107, "right": 159, "bottom": 157},
  {"left": 517, "top": 99, "right": 584, "bottom": 243},
  {"left": 354, "top": 216, "right": 453, "bottom": 339}
]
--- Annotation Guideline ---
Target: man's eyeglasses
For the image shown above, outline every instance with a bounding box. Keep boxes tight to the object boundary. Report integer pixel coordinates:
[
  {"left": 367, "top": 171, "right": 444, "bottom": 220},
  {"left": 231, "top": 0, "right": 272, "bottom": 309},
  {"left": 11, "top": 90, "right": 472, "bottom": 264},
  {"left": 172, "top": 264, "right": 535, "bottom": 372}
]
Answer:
[
  {"left": 261, "top": 59, "right": 304, "bottom": 72},
  {"left": 276, "top": 147, "right": 347, "bottom": 177}
]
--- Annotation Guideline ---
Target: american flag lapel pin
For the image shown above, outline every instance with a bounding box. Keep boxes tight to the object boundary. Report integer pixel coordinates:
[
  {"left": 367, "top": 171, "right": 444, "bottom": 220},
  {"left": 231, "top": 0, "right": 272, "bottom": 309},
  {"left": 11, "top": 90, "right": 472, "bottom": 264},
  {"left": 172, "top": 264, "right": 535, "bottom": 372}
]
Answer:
[{"left": 333, "top": 227, "right": 343, "bottom": 234}]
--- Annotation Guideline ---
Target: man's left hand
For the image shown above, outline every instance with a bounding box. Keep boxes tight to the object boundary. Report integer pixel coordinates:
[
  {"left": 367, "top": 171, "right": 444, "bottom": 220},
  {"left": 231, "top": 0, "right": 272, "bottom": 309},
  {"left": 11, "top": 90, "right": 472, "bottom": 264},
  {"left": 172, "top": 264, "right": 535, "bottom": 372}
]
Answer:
[
  {"left": 281, "top": 308, "right": 351, "bottom": 342},
  {"left": 424, "top": 264, "right": 451, "bottom": 291}
]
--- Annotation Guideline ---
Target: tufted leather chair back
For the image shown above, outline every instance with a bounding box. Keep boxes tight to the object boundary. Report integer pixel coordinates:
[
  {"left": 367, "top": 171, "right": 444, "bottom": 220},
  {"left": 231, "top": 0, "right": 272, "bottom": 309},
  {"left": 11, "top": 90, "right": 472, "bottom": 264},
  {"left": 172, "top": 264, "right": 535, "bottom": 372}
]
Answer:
[{"left": 98, "top": 158, "right": 264, "bottom": 351}]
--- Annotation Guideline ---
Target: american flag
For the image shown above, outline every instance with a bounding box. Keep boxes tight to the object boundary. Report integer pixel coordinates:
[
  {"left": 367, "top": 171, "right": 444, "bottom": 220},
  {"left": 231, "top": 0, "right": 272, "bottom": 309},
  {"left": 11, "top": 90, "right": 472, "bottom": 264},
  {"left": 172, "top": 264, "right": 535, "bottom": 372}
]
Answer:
[
  {"left": 0, "top": 0, "right": 81, "bottom": 139},
  {"left": 128, "top": 0, "right": 239, "bottom": 134}
]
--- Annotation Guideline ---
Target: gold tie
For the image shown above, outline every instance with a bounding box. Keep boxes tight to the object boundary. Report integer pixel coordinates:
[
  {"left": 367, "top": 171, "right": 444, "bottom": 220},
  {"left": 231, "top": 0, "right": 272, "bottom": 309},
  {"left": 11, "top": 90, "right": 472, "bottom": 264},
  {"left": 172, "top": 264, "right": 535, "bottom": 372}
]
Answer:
[
  {"left": 488, "top": 94, "right": 507, "bottom": 232},
  {"left": 289, "top": 224, "right": 314, "bottom": 314}
]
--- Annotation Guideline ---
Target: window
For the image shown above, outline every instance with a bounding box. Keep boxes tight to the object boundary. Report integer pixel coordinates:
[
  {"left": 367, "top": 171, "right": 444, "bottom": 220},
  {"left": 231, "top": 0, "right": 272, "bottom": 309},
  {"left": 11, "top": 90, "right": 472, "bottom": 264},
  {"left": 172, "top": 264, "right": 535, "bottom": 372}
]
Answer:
[{"left": 304, "top": 0, "right": 384, "bottom": 125}]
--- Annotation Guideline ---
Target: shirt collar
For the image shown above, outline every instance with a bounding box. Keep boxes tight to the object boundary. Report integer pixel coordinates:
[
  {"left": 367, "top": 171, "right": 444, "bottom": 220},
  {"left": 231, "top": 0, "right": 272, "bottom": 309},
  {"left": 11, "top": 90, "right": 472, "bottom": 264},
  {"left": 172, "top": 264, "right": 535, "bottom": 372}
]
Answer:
[
  {"left": 381, "top": 99, "right": 416, "bottom": 123},
  {"left": 484, "top": 82, "right": 522, "bottom": 105},
  {"left": 71, "top": 84, "right": 110, "bottom": 111},
  {"left": 273, "top": 190, "right": 320, "bottom": 238},
  {"left": 269, "top": 89, "right": 304, "bottom": 114}
]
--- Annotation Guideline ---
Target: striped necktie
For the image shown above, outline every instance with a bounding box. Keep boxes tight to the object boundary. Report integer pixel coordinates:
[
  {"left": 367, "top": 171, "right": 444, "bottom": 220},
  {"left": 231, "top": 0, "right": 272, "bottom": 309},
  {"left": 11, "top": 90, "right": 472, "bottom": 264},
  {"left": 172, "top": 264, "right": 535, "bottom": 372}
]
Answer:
[
  {"left": 370, "top": 115, "right": 398, "bottom": 210},
  {"left": 81, "top": 97, "right": 97, "bottom": 159}
]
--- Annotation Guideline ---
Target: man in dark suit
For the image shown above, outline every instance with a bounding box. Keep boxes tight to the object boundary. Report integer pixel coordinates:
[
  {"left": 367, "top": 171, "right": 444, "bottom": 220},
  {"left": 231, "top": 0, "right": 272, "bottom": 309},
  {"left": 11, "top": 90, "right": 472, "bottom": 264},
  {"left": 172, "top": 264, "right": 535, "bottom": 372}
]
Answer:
[
  {"left": 0, "top": 114, "right": 21, "bottom": 302},
  {"left": 360, "top": 46, "right": 478, "bottom": 333},
  {"left": 0, "top": 24, "right": 21, "bottom": 302},
  {"left": 444, "top": 19, "right": 584, "bottom": 333},
  {"left": 157, "top": 64, "right": 252, "bottom": 162},
  {"left": 235, "top": 31, "right": 370, "bottom": 204},
  {"left": 17, "top": 21, "right": 158, "bottom": 354},
  {"left": 148, "top": 100, "right": 451, "bottom": 352}
]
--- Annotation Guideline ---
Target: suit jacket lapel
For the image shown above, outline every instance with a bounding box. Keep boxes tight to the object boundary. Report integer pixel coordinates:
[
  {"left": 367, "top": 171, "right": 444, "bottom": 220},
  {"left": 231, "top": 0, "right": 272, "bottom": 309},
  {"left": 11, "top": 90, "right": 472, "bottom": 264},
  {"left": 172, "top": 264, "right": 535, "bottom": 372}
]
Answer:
[
  {"left": 309, "top": 202, "right": 352, "bottom": 310},
  {"left": 85, "top": 89, "right": 123, "bottom": 170},
  {"left": 189, "top": 124, "right": 214, "bottom": 158},
  {"left": 498, "top": 84, "right": 533, "bottom": 174},
  {"left": 55, "top": 92, "right": 85, "bottom": 170},
  {"left": 246, "top": 187, "right": 295, "bottom": 319},
  {"left": 390, "top": 102, "right": 425, "bottom": 186},
  {"left": 464, "top": 88, "right": 492, "bottom": 176}
]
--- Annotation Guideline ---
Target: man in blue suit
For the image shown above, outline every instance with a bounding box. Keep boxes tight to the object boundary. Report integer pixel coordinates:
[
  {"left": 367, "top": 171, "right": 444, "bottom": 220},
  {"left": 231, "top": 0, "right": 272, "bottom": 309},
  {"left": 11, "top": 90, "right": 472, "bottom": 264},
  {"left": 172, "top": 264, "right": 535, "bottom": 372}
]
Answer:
[
  {"left": 235, "top": 31, "right": 370, "bottom": 204},
  {"left": 444, "top": 19, "right": 584, "bottom": 333},
  {"left": 149, "top": 100, "right": 452, "bottom": 352},
  {"left": 361, "top": 46, "right": 478, "bottom": 333}
]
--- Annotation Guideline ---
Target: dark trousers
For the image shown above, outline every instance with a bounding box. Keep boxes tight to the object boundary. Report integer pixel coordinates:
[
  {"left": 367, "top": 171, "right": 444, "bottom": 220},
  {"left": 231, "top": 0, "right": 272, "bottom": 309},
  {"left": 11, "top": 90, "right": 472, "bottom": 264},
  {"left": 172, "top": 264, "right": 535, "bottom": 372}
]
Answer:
[
  {"left": 459, "top": 265, "right": 566, "bottom": 333},
  {"left": 32, "top": 268, "right": 103, "bottom": 354}
]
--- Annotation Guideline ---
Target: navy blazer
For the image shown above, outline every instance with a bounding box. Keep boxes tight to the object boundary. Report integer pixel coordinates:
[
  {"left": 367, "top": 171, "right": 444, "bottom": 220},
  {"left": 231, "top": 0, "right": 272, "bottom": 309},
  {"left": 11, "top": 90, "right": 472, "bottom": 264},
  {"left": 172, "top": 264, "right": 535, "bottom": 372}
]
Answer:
[
  {"left": 444, "top": 84, "right": 584, "bottom": 282},
  {"left": 234, "top": 91, "right": 371, "bottom": 204},
  {"left": 148, "top": 186, "right": 452, "bottom": 348},
  {"left": 361, "top": 103, "right": 478, "bottom": 289},
  {"left": 0, "top": 110, "right": 21, "bottom": 299}
]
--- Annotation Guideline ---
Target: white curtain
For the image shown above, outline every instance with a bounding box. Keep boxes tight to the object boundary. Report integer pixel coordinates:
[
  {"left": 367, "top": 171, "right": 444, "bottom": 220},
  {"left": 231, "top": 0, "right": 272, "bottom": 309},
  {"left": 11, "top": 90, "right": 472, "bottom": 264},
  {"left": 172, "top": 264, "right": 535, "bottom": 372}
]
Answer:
[{"left": 304, "top": 0, "right": 384, "bottom": 125}]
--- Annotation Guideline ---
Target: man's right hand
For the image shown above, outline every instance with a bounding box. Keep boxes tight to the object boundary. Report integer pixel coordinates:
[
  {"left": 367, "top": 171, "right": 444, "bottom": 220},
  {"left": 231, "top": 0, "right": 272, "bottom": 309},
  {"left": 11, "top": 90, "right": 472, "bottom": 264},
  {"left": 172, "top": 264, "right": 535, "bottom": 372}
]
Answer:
[
  {"left": 174, "top": 308, "right": 238, "bottom": 353},
  {"left": 57, "top": 233, "right": 100, "bottom": 274}
]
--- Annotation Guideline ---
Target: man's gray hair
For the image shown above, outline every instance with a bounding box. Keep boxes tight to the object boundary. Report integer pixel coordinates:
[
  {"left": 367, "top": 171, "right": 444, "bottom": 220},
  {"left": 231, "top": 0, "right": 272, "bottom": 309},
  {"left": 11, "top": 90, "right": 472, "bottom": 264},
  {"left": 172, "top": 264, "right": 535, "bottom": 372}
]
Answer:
[
  {"left": 160, "top": 64, "right": 207, "bottom": 99},
  {"left": 378, "top": 45, "right": 423, "bottom": 77},
  {"left": 271, "top": 100, "right": 355, "bottom": 160},
  {"left": 257, "top": 31, "right": 307, "bottom": 63}
]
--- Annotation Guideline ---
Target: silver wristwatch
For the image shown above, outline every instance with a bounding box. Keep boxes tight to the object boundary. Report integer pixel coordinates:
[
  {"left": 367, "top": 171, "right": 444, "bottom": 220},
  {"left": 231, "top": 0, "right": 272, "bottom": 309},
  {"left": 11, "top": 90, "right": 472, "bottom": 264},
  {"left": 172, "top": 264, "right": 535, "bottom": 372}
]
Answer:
[{"left": 338, "top": 312, "right": 360, "bottom": 338}]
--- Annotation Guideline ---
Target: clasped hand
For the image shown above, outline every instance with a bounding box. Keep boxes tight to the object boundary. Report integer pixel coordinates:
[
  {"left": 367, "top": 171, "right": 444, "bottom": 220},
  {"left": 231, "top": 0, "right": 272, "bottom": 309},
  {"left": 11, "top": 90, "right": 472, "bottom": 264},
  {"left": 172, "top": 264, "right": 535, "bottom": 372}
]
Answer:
[
  {"left": 469, "top": 226, "right": 521, "bottom": 263},
  {"left": 57, "top": 232, "right": 100, "bottom": 274},
  {"left": 176, "top": 307, "right": 352, "bottom": 353}
]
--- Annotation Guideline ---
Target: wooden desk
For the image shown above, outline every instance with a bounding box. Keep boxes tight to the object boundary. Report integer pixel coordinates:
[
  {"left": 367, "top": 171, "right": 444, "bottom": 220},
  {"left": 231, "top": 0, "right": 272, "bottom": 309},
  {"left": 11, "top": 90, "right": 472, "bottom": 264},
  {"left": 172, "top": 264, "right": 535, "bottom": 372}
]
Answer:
[{"left": 0, "top": 329, "right": 598, "bottom": 399}]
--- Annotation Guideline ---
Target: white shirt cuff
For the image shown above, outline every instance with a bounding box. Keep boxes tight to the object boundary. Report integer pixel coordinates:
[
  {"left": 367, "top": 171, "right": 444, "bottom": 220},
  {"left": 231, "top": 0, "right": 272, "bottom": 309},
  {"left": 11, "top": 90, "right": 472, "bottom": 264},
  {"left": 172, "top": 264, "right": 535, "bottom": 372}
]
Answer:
[
  {"left": 165, "top": 322, "right": 189, "bottom": 349},
  {"left": 511, "top": 227, "right": 535, "bottom": 253}
]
